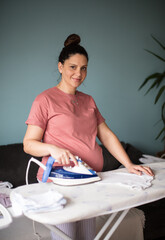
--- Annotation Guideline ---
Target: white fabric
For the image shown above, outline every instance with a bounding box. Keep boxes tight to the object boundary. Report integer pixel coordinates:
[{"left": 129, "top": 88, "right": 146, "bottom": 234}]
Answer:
[
  {"left": 0, "top": 182, "right": 13, "bottom": 189},
  {"left": 97, "top": 171, "right": 154, "bottom": 190},
  {"left": 0, "top": 204, "right": 12, "bottom": 230},
  {"left": 139, "top": 154, "right": 165, "bottom": 164},
  {"left": 11, "top": 188, "right": 67, "bottom": 214}
]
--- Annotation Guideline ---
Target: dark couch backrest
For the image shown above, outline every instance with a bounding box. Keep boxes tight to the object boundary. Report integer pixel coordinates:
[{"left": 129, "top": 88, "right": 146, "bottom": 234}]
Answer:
[{"left": 0, "top": 143, "right": 41, "bottom": 187}]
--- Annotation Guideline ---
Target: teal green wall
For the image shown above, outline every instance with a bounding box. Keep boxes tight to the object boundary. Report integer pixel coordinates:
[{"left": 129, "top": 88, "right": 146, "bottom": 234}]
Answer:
[{"left": 0, "top": 0, "right": 165, "bottom": 154}]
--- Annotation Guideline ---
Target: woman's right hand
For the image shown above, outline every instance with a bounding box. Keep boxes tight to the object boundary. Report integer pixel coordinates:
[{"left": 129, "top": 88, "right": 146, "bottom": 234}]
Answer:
[
  {"left": 49, "top": 145, "right": 78, "bottom": 167},
  {"left": 23, "top": 124, "right": 78, "bottom": 167}
]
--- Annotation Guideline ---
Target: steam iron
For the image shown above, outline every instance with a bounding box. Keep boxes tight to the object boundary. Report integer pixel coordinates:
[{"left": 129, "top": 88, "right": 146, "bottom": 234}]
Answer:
[{"left": 26, "top": 156, "right": 101, "bottom": 186}]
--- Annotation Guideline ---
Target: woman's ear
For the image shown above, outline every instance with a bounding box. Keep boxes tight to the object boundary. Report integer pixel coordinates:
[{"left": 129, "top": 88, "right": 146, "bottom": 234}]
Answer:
[{"left": 58, "top": 62, "right": 63, "bottom": 74}]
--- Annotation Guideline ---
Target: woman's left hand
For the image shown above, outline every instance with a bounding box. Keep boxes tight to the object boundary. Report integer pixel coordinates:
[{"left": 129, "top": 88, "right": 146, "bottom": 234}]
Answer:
[{"left": 126, "top": 163, "right": 154, "bottom": 176}]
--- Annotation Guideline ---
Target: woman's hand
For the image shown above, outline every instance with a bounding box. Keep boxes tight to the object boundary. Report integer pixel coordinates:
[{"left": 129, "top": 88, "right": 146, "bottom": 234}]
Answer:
[
  {"left": 126, "top": 163, "right": 154, "bottom": 176},
  {"left": 97, "top": 123, "right": 155, "bottom": 177},
  {"left": 23, "top": 125, "right": 78, "bottom": 167},
  {"left": 49, "top": 145, "right": 78, "bottom": 167}
]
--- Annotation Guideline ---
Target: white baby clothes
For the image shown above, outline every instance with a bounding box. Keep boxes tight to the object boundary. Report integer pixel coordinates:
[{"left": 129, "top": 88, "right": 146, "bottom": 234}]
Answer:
[
  {"left": 11, "top": 188, "right": 67, "bottom": 214},
  {"left": 99, "top": 171, "right": 154, "bottom": 190}
]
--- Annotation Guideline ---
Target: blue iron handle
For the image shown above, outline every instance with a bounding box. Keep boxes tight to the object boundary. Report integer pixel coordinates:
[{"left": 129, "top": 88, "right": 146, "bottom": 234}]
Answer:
[
  {"left": 42, "top": 156, "right": 81, "bottom": 182},
  {"left": 42, "top": 156, "right": 55, "bottom": 182}
]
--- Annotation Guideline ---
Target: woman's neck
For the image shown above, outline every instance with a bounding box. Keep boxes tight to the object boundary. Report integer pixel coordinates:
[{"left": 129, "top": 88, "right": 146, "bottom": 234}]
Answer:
[{"left": 56, "top": 82, "right": 76, "bottom": 95}]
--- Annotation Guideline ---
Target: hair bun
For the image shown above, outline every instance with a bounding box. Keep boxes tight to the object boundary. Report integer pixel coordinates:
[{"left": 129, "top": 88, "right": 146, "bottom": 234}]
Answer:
[{"left": 64, "top": 34, "right": 81, "bottom": 47}]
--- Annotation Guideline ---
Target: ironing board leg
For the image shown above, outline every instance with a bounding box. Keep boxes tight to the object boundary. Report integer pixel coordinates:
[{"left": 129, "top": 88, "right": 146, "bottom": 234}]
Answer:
[
  {"left": 104, "top": 209, "right": 130, "bottom": 240},
  {"left": 43, "top": 209, "right": 130, "bottom": 240},
  {"left": 94, "top": 209, "right": 130, "bottom": 240},
  {"left": 94, "top": 212, "right": 118, "bottom": 240},
  {"left": 45, "top": 224, "right": 73, "bottom": 240}
]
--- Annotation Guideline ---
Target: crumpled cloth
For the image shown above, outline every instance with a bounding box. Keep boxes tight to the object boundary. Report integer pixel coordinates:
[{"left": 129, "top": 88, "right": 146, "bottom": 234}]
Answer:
[
  {"left": 0, "top": 181, "right": 13, "bottom": 189},
  {"left": 0, "top": 193, "right": 12, "bottom": 208},
  {"left": 139, "top": 154, "right": 165, "bottom": 164},
  {"left": 98, "top": 171, "right": 154, "bottom": 190},
  {"left": 12, "top": 188, "right": 67, "bottom": 213}
]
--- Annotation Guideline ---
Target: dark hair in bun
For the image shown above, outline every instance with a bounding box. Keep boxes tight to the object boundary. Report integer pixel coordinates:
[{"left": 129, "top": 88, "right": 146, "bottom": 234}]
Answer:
[
  {"left": 64, "top": 34, "right": 81, "bottom": 47},
  {"left": 58, "top": 34, "right": 88, "bottom": 64}
]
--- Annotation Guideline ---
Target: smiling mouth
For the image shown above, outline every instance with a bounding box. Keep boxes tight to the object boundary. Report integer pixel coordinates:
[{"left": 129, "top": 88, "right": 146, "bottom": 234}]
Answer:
[{"left": 73, "top": 78, "right": 81, "bottom": 82}]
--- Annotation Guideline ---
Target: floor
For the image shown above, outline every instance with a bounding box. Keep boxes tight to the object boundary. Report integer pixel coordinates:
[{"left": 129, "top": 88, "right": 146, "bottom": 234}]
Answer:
[{"left": 0, "top": 216, "right": 51, "bottom": 240}]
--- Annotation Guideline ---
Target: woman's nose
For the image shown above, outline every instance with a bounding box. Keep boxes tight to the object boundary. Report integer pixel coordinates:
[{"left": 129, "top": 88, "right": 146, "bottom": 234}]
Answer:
[{"left": 76, "top": 68, "right": 81, "bottom": 76}]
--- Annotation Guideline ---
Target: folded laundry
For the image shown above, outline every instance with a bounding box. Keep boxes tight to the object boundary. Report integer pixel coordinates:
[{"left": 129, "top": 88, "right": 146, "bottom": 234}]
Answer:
[
  {"left": 11, "top": 188, "right": 67, "bottom": 214},
  {"left": 98, "top": 171, "right": 154, "bottom": 190}
]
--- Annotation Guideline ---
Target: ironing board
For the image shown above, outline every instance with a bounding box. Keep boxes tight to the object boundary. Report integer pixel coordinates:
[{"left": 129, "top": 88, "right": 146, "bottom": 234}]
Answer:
[{"left": 10, "top": 162, "right": 165, "bottom": 240}]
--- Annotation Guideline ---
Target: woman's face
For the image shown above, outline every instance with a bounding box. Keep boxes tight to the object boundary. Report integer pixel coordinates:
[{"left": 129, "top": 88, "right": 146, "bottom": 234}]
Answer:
[{"left": 58, "top": 54, "right": 88, "bottom": 91}]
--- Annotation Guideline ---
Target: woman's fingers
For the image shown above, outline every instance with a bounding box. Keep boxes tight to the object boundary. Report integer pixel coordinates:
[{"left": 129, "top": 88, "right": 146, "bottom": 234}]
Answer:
[
  {"left": 60, "top": 152, "right": 70, "bottom": 165},
  {"left": 54, "top": 149, "right": 78, "bottom": 166},
  {"left": 48, "top": 145, "right": 78, "bottom": 167},
  {"left": 130, "top": 168, "right": 143, "bottom": 176},
  {"left": 142, "top": 166, "right": 154, "bottom": 176},
  {"left": 69, "top": 153, "right": 79, "bottom": 166},
  {"left": 128, "top": 164, "right": 154, "bottom": 176}
]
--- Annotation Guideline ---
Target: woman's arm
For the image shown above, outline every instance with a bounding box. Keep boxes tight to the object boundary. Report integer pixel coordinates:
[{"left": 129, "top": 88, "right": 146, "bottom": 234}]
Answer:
[
  {"left": 97, "top": 122, "right": 154, "bottom": 176},
  {"left": 23, "top": 125, "right": 78, "bottom": 165}
]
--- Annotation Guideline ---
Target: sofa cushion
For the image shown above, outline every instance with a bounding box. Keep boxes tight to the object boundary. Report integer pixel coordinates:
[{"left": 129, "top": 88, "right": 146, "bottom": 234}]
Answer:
[
  {"left": 0, "top": 143, "right": 40, "bottom": 187},
  {"left": 125, "top": 143, "right": 143, "bottom": 165},
  {"left": 101, "top": 142, "right": 143, "bottom": 172},
  {"left": 101, "top": 144, "right": 122, "bottom": 171}
]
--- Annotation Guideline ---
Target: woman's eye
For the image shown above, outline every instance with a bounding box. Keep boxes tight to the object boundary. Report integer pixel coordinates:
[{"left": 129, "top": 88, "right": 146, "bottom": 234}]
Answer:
[
  {"left": 82, "top": 67, "right": 87, "bottom": 71},
  {"left": 70, "top": 66, "right": 76, "bottom": 69}
]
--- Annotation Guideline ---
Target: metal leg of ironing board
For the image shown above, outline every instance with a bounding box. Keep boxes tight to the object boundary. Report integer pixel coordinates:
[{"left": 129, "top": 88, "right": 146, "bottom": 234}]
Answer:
[
  {"left": 104, "top": 209, "right": 130, "bottom": 240},
  {"left": 45, "top": 224, "right": 73, "bottom": 240},
  {"left": 41, "top": 209, "right": 130, "bottom": 240},
  {"left": 94, "top": 212, "right": 118, "bottom": 240},
  {"left": 94, "top": 209, "right": 130, "bottom": 240}
]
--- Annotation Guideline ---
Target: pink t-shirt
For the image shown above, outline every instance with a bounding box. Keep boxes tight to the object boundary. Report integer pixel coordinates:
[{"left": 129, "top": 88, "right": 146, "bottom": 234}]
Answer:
[{"left": 26, "top": 87, "right": 105, "bottom": 180}]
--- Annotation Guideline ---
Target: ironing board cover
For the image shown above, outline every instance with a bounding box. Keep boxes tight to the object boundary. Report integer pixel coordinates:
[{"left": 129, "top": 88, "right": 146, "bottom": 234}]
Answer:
[{"left": 10, "top": 162, "right": 165, "bottom": 225}]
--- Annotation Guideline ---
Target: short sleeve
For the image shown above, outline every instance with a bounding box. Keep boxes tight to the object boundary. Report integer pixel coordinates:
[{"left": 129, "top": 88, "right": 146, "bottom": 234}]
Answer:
[
  {"left": 25, "top": 95, "right": 48, "bottom": 131},
  {"left": 95, "top": 104, "right": 105, "bottom": 126},
  {"left": 90, "top": 97, "right": 105, "bottom": 126}
]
